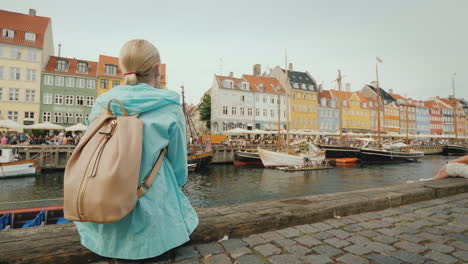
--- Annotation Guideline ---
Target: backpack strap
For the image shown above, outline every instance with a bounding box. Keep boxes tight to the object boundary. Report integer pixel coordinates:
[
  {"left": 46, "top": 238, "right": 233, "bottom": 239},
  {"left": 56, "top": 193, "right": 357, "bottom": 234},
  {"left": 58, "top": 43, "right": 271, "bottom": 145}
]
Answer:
[{"left": 137, "top": 147, "right": 167, "bottom": 197}]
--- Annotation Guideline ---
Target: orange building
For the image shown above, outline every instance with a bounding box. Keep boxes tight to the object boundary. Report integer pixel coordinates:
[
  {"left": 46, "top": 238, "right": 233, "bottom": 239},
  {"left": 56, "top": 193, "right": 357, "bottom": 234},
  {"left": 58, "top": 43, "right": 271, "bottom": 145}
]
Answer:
[{"left": 96, "top": 55, "right": 123, "bottom": 96}]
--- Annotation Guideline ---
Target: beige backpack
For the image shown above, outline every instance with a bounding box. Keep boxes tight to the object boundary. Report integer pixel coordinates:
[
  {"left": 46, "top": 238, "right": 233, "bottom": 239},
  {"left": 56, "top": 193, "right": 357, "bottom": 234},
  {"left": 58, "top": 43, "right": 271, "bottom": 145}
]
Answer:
[{"left": 64, "top": 99, "right": 166, "bottom": 223}]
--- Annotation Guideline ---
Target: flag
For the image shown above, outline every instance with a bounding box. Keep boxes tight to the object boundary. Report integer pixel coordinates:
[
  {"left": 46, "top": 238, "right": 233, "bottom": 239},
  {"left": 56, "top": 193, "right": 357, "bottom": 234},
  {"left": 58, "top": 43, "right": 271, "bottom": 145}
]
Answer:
[{"left": 376, "top": 56, "right": 383, "bottom": 63}]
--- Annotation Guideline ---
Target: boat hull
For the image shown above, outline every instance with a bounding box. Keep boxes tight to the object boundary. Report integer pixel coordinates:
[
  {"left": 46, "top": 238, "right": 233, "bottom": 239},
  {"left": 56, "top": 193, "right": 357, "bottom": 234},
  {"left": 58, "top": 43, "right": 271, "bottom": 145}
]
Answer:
[
  {"left": 319, "top": 145, "right": 361, "bottom": 159},
  {"left": 359, "top": 149, "right": 424, "bottom": 163},
  {"left": 442, "top": 145, "right": 468, "bottom": 156},
  {"left": 0, "top": 160, "right": 39, "bottom": 178},
  {"left": 187, "top": 151, "right": 213, "bottom": 170},
  {"left": 234, "top": 151, "right": 263, "bottom": 166},
  {"left": 258, "top": 149, "right": 325, "bottom": 168}
]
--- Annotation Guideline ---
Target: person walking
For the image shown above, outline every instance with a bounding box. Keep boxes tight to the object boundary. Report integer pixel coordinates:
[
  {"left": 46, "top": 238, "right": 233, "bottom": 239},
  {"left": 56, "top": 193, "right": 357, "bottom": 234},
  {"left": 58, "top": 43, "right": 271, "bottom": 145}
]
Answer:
[{"left": 73, "top": 39, "right": 198, "bottom": 260}]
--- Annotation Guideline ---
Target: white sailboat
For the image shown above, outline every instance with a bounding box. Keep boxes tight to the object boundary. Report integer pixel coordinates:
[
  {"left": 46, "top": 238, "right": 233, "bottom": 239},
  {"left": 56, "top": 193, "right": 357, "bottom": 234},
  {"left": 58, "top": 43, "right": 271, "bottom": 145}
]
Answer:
[
  {"left": 258, "top": 53, "right": 326, "bottom": 168},
  {"left": 0, "top": 147, "right": 40, "bottom": 178}
]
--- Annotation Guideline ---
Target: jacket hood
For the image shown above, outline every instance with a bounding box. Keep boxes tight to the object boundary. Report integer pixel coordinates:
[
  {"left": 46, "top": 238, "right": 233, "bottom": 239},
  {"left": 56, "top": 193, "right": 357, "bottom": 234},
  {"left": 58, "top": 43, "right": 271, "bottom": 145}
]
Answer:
[{"left": 95, "top": 83, "right": 180, "bottom": 115}]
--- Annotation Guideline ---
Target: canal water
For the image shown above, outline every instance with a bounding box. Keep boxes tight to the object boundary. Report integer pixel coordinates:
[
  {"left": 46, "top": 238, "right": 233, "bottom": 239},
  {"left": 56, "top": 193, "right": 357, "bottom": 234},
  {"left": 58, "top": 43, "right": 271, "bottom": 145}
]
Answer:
[{"left": 0, "top": 155, "right": 457, "bottom": 208}]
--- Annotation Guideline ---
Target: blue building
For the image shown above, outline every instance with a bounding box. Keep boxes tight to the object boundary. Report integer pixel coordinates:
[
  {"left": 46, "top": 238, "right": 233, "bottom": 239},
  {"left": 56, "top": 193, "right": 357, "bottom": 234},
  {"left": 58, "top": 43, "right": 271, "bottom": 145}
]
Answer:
[
  {"left": 318, "top": 90, "right": 339, "bottom": 134},
  {"left": 416, "top": 101, "right": 430, "bottom": 135}
]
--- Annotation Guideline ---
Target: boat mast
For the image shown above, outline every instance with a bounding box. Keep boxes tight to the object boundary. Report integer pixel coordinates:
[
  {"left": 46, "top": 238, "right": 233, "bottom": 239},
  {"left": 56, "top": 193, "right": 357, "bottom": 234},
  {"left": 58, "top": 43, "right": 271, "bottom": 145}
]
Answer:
[
  {"left": 375, "top": 61, "right": 382, "bottom": 150},
  {"left": 285, "top": 50, "right": 290, "bottom": 153},
  {"left": 452, "top": 73, "right": 458, "bottom": 141},
  {"left": 277, "top": 75, "right": 282, "bottom": 150},
  {"left": 406, "top": 103, "right": 409, "bottom": 151},
  {"left": 337, "top": 70, "right": 344, "bottom": 144}
]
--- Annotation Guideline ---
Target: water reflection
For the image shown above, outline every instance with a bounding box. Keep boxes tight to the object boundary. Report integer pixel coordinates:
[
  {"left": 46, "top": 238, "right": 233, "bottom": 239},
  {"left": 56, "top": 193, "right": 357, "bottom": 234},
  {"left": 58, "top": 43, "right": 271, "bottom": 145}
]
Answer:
[{"left": 0, "top": 155, "right": 456, "bottom": 208}]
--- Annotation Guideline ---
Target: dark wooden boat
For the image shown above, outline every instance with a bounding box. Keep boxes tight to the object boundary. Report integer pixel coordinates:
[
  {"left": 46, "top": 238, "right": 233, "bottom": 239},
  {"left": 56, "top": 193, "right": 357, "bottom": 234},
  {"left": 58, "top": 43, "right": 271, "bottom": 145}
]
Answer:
[
  {"left": 234, "top": 151, "right": 263, "bottom": 166},
  {"left": 187, "top": 151, "right": 213, "bottom": 170},
  {"left": 0, "top": 205, "right": 67, "bottom": 229},
  {"left": 442, "top": 145, "right": 468, "bottom": 156},
  {"left": 359, "top": 148, "right": 424, "bottom": 163},
  {"left": 319, "top": 145, "right": 360, "bottom": 159}
]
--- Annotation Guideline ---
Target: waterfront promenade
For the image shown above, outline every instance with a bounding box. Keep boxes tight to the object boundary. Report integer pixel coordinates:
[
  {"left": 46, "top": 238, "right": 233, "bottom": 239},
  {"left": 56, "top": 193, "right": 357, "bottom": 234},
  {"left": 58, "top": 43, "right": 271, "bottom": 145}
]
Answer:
[{"left": 1, "top": 178, "right": 467, "bottom": 264}]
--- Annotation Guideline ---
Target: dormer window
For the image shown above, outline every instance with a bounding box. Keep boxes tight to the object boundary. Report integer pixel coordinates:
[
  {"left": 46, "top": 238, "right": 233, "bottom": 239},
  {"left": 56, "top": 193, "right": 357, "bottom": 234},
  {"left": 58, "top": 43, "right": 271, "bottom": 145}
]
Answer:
[
  {"left": 363, "top": 102, "right": 367, "bottom": 108},
  {"left": 241, "top": 82, "right": 249, "bottom": 90},
  {"left": 2, "top": 29, "right": 14, "bottom": 39},
  {"left": 77, "top": 62, "right": 88, "bottom": 73},
  {"left": 320, "top": 98, "right": 326, "bottom": 106},
  {"left": 56, "top": 59, "right": 69, "bottom": 71},
  {"left": 257, "top": 83, "right": 264, "bottom": 91},
  {"left": 342, "top": 100, "right": 347, "bottom": 106},
  {"left": 25, "top": 33, "right": 36, "bottom": 42},
  {"left": 301, "top": 83, "right": 307, "bottom": 90},
  {"left": 223, "top": 80, "right": 233, "bottom": 88},
  {"left": 105, "top": 64, "right": 117, "bottom": 75},
  {"left": 293, "top": 82, "right": 299, "bottom": 89}
]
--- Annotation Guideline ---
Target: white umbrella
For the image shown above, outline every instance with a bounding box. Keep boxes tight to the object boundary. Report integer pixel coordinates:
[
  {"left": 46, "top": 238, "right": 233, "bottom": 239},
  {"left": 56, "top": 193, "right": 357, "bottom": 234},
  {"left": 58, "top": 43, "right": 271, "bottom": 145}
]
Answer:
[
  {"left": 250, "top": 129, "right": 271, "bottom": 134},
  {"left": 25, "top": 122, "right": 65, "bottom": 130},
  {"left": 223, "top": 128, "right": 250, "bottom": 135},
  {"left": 65, "top": 123, "right": 87, "bottom": 132},
  {"left": 0, "top": 120, "right": 24, "bottom": 132}
]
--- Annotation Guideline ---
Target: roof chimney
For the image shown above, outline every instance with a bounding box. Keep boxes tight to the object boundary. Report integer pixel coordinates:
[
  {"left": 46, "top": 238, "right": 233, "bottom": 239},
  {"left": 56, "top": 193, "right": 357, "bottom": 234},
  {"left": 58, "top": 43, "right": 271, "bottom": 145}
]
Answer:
[
  {"left": 389, "top": 88, "right": 394, "bottom": 94},
  {"left": 253, "top": 64, "right": 261, "bottom": 76},
  {"left": 288, "top": 63, "right": 293, "bottom": 71},
  {"left": 229, "top": 72, "right": 233, "bottom": 77},
  {"left": 318, "top": 84, "right": 323, "bottom": 93},
  {"left": 345, "top": 83, "right": 351, "bottom": 92},
  {"left": 58, "top": 43, "right": 62, "bottom": 57},
  {"left": 29, "top": 9, "right": 36, "bottom": 17}
]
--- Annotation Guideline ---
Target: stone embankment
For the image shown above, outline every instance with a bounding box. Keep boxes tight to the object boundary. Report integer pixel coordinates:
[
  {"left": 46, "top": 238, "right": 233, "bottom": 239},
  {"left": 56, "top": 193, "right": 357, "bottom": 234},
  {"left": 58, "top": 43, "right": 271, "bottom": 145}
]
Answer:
[{"left": 0, "top": 178, "right": 467, "bottom": 264}]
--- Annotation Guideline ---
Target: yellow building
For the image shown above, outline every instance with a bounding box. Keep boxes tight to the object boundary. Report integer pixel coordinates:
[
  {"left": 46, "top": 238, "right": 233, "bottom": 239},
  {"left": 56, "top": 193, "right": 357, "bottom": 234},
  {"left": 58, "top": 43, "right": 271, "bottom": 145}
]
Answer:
[
  {"left": 0, "top": 9, "right": 54, "bottom": 125},
  {"left": 270, "top": 65, "right": 319, "bottom": 130},
  {"left": 96, "top": 55, "right": 123, "bottom": 96},
  {"left": 331, "top": 90, "right": 371, "bottom": 133}
]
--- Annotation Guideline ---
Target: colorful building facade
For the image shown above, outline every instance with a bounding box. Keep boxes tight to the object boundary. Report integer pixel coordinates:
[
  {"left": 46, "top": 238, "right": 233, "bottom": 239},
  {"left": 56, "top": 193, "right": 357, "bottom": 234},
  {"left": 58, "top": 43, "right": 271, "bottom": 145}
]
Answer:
[
  {"left": 425, "top": 100, "right": 443, "bottom": 135},
  {"left": 415, "top": 100, "right": 430, "bottom": 135},
  {"left": 96, "top": 55, "right": 123, "bottom": 96},
  {"left": 40, "top": 56, "right": 97, "bottom": 125},
  {"left": 0, "top": 9, "right": 54, "bottom": 125},
  {"left": 318, "top": 90, "right": 339, "bottom": 133}
]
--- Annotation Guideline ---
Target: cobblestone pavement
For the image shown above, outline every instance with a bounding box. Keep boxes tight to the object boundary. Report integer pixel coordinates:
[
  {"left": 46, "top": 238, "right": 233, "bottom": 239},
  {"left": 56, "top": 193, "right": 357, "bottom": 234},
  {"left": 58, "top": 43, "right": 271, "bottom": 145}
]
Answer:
[{"left": 100, "top": 193, "right": 468, "bottom": 264}]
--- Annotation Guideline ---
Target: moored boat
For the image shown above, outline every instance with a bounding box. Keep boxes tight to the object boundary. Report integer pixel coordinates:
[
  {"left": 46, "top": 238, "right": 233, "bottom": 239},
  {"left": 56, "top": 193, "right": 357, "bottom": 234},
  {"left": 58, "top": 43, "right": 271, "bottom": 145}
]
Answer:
[
  {"left": 319, "top": 145, "right": 360, "bottom": 159},
  {"left": 0, "top": 205, "right": 67, "bottom": 229},
  {"left": 442, "top": 145, "right": 468, "bottom": 156},
  {"left": 187, "top": 151, "right": 213, "bottom": 170},
  {"left": 258, "top": 147, "right": 325, "bottom": 168},
  {"left": 359, "top": 147, "right": 424, "bottom": 163},
  {"left": 234, "top": 150, "right": 263, "bottom": 166},
  {"left": 0, "top": 148, "right": 40, "bottom": 178}
]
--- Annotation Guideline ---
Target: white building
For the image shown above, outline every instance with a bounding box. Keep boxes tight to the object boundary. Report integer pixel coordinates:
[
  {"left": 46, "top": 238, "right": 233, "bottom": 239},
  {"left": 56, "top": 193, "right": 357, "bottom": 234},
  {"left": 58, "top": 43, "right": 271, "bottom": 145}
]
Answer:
[{"left": 210, "top": 65, "right": 286, "bottom": 134}]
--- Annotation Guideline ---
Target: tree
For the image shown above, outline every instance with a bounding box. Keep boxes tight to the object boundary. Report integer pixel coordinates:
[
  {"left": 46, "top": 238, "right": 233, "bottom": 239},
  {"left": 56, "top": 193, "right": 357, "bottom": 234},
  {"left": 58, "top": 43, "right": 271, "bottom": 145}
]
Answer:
[{"left": 198, "top": 92, "right": 211, "bottom": 129}]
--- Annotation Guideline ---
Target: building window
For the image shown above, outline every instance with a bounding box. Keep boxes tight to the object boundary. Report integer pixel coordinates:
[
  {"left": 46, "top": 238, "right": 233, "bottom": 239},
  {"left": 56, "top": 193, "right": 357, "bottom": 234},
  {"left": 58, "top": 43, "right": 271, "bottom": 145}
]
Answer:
[
  {"left": 42, "top": 112, "right": 51, "bottom": 122},
  {"left": 44, "top": 75, "right": 53, "bottom": 85},
  {"left": 112, "top": 80, "right": 120, "bottom": 88},
  {"left": 65, "top": 95, "right": 74, "bottom": 105},
  {"left": 263, "top": 97, "right": 267, "bottom": 103},
  {"left": 8, "top": 88, "right": 19, "bottom": 101},
  {"left": 55, "top": 94, "right": 63, "bottom": 104},
  {"left": 10, "top": 68, "right": 21, "bottom": 80},
  {"left": 10, "top": 47, "right": 21, "bottom": 60},
  {"left": 75, "top": 113, "right": 84, "bottom": 124},
  {"left": 105, "top": 65, "right": 117, "bottom": 75},
  {"left": 222, "top": 106, "right": 228, "bottom": 115},
  {"left": 2, "top": 29, "right": 14, "bottom": 38},
  {"left": 27, "top": 49, "right": 37, "bottom": 61},
  {"left": 25, "top": 89, "right": 35, "bottom": 102},
  {"left": 43, "top": 93, "right": 52, "bottom": 104},
  {"left": 241, "top": 82, "right": 248, "bottom": 90},
  {"left": 26, "top": 69, "right": 36, "bottom": 81},
  {"left": 263, "top": 109, "right": 267, "bottom": 117},
  {"left": 24, "top": 32, "right": 36, "bottom": 41},
  {"left": 87, "top": 79, "right": 95, "bottom": 89},
  {"left": 270, "top": 109, "right": 274, "bottom": 117},
  {"left": 7, "top": 111, "right": 18, "bottom": 121},
  {"left": 271, "top": 98, "right": 275, "bottom": 104},
  {"left": 255, "top": 108, "right": 260, "bottom": 116},
  {"left": 231, "top": 107, "right": 236, "bottom": 115},
  {"left": 77, "top": 62, "right": 88, "bottom": 73},
  {"left": 24, "top": 111, "right": 34, "bottom": 121},
  {"left": 76, "top": 96, "right": 84, "bottom": 106},
  {"left": 224, "top": 80, "right": 233, "bottom": 88},
  {"left": 0, "top": 66, "right": 3, "bottom": 79},
  {"left": 240, "top": 107, "right": 245, "bottom": 115},
  {"left": 0, "top": 88, "right": 2, "bottom": 100},
  {"left": 86, "top": 96, "right": 94, "bottom": 106},
  {"left": 55, "top": 76, "right": 65, "bottom": 86},
  {"left": 53, "top": 112, "right": 63, "bottom": 123},
  {"left": 100, "top": 79, "right": 108, "bottom": 88},
  {"left": 85, "top": 114, "right": 90, "bottom": 122},
  {"left": 64, "top": 113, "right": 73, "bottom": 123},
  {"left": 66, "top": 77, "right": 75, "bottom": 87},
  {"left": 56, "top": 59, "right": 69, "bottom": 71},
  {"left": 247, "top": 108, "right": 252, "bottom": 116},
  {"left": 241, "top": 95, "right": 245, "bottom": 102},
  {"left": 75, "top": 78, "right": 85, "bottom": 88}
]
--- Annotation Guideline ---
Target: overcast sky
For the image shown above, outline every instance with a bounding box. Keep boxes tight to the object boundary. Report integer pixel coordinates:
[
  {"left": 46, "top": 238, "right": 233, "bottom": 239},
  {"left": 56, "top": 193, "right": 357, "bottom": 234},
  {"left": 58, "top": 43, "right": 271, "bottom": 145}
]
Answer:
[{"left": 7, "top": 0, "right": 468, "bottom": 103}]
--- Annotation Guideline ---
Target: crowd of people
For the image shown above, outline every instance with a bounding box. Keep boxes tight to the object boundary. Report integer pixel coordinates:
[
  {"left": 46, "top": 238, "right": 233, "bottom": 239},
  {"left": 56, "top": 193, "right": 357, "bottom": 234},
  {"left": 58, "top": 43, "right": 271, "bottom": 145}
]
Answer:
[{"left": 0, "top": 132, "right": 83, "bottom": 146}]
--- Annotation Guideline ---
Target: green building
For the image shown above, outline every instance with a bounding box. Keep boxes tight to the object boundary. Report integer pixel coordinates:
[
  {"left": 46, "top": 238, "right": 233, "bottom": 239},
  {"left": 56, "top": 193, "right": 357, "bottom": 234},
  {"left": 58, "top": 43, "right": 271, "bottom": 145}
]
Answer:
[{"left": 40, "top": 56, "right": 97, "bottom": 125}]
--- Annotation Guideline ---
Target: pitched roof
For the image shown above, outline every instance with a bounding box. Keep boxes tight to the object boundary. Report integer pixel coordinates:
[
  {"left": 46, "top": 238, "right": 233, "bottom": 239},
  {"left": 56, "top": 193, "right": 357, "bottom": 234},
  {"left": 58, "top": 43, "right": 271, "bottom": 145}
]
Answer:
[
  {"left": 215, "top": 75, "right": 244, "bottom": 90},
  {"left": 318, "top": 90, "right": 332, "bottom": 100},
  {"left": 281, "top": 68, "right": 317, "bottom": 91},
  {"left": 0, "top": 10, "right": 51, "bottom": 48},
  {"left": 390, "top": 93, "right": 405, "bottom": 100},
  {"left": 330, "top": 89, "right": 353, "bottom": 101},
  {"left": 44, "top": 56, "right": 97, "bottom": 77},
  {"left": 366, "top": 85, "right": 397, "bottom": 104},
  {"left": 356, "top": 93, "right": 369, "bottom": 102},
  {"left": 242, "top": 74, "right": 285, "bottom": 95},
  {"left": 97, "top": 55, "right": 123, "bottom": 78}
]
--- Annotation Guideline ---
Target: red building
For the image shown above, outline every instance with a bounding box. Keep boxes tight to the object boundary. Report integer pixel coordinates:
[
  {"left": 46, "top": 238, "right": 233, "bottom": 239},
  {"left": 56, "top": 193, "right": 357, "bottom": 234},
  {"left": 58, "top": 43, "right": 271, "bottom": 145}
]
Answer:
[{"left": 424, "top": 100, "right": 443, "bottom": 135}]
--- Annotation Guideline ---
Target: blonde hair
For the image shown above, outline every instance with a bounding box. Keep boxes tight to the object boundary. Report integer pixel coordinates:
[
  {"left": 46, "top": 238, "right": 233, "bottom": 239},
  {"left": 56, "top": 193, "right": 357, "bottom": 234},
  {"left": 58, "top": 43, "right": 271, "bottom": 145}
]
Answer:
[{"left": 119, "top": 39, "right": 161, "bottom": 85}]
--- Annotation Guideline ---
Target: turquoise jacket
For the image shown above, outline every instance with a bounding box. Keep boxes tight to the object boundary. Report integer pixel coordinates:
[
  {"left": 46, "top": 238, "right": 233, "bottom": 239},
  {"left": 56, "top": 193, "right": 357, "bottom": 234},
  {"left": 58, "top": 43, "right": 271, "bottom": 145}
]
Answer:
[{"left": 74, "top": 83, "right": 199, "bottom": 260}]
